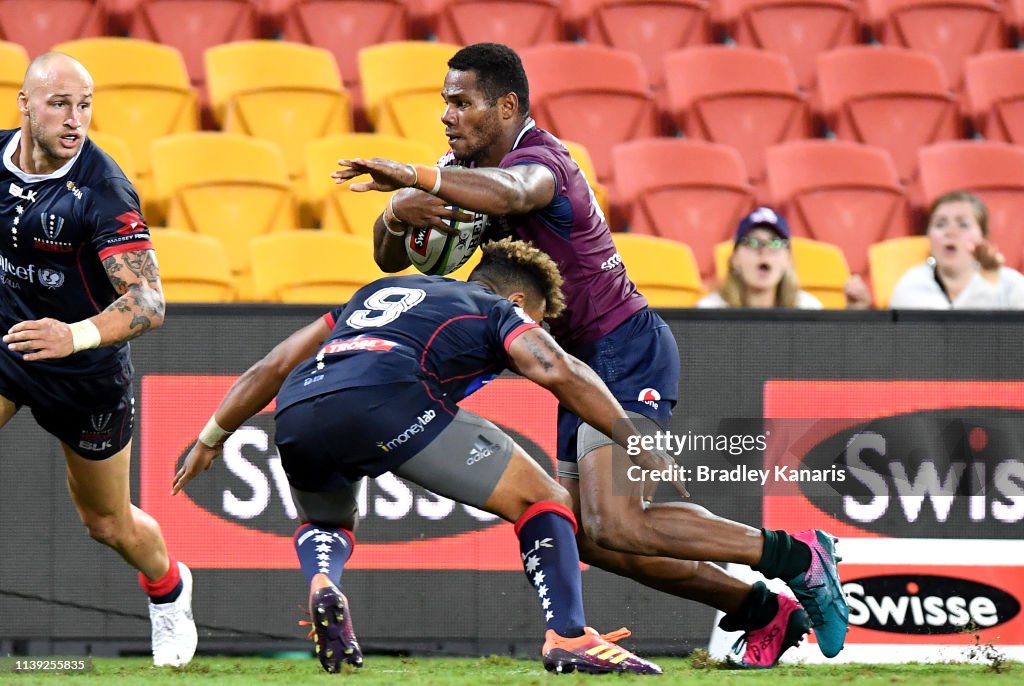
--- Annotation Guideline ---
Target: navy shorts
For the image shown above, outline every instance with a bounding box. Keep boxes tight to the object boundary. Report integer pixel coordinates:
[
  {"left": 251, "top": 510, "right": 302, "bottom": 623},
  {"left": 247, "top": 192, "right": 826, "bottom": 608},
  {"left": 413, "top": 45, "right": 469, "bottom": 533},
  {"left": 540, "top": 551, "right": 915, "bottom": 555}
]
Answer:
[
  {"left": 275, "top": 381, "right": 458, "bottom": 493},
  {"left": 557, "top": 308, "right": 679, "bottom": 465},
  {"left": 0, "top": 351, "right": 135, "bottom": 460}
]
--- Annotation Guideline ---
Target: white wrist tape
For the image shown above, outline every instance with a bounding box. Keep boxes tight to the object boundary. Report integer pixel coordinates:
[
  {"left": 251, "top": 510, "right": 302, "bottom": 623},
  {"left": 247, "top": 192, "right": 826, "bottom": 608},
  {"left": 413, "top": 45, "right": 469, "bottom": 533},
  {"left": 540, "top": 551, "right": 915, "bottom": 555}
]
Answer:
[
  {"left": 198, "top": 416, "right": 233, "bottom": 448},
  {"left": 68, "top": 319, "right": 101, "bottom": 353}
]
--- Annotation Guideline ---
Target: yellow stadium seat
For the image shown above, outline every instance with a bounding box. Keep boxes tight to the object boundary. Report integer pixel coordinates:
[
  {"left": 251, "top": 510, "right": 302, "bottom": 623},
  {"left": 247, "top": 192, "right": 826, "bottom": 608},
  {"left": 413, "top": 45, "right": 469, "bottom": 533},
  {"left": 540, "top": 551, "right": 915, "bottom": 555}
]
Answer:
[
  {"left": 0, "top": 40, "right": 27, "bottom": 129},
  {"left": 358, "top": 41, "right": 460, "bottom": 156},
  {"left": 205, "top": 40, "right": 352, "bottom": 186},
  {"left": 149, "top": 228, "right": 236, "bottom": 302},
  {"left": 868, "top": 235, "right": 930, "bottom": 308},
  {"left": 53, "top": 38, "right": 199, "bottom": 217},
  {"left": 151, "top": 133, "right": 297, "bottom": 294},
  {"left": 250, "top": 232, "right": 411, "bottom": 303},
  {"left": 87, "top": 131, "right": 136, "bottom": 183},
  {"left": 611, "top": 234, "right": 704, "bottom": 307},
  {"left": 306, "top": 133, "right": 434, "bottom": 236},
  {"left": 560, "top": 139, "right": 610, "bottom": 222},
  {"left": 713, "top": 236, "right": 852, "bottom": 308}
]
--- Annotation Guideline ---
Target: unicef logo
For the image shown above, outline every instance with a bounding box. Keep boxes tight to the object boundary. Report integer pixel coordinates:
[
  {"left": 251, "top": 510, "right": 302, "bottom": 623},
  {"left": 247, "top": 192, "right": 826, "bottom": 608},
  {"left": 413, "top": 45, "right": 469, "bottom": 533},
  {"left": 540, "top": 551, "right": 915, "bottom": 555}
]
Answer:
[{"left": 39, "top": 268, "right": 64, "bottom": 289}]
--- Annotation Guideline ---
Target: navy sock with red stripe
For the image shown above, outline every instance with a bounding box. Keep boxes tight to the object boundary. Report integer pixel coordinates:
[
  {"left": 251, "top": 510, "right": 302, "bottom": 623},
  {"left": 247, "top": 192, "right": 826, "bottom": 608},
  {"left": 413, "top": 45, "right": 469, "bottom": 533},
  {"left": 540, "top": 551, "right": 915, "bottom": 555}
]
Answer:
[
  {"left": 294, "top": 523, "right": 355, "bottom": 588},
  {"left": 515, "top": 502, "right": 586, "bottom": 638}
]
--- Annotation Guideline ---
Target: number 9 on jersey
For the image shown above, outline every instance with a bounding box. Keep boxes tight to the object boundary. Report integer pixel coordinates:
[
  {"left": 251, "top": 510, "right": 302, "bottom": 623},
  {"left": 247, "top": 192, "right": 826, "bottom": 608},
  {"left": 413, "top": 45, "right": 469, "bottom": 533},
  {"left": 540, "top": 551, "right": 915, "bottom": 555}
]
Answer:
[{"left": 404, "top": 206, "right": 489, "bottom": 276}]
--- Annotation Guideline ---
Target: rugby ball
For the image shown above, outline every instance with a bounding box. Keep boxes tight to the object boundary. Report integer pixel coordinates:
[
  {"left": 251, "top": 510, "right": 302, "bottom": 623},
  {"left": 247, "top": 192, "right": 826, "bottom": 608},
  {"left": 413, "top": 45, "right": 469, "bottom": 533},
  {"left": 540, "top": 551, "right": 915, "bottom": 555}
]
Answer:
[{"left": 404, "top": 207, "right": 489, "bottom": 276}]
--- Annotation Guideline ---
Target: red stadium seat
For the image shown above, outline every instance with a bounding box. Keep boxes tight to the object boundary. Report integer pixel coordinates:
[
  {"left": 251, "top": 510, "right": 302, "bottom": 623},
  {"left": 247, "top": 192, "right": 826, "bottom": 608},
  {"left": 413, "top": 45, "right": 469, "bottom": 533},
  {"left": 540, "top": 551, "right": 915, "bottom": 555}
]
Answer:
[
  {"left": 431, "top": 0, "right": 565, "bottom": 48},
  {"left": 918, "top": 141, "right": 1024, "bottom": 269},
  {"left": 866, "top": 0, "right": 1006, "bottom": 92},
  {"left": 613, "top": 138, "right": 754, "bottom": 281},
  {"left": 964, "top": 50, "right": 1024, "bottom": 144},
  {"left": 570, "top": 0, "right": 713, "bottom": 94},
  {"left": 766, "top": 139, "right": 913, "bottom": 275},
  {"left": 816, "top": 46, "right": 959, "bottom": 192},
  {"left": 0, "top": 0, "right": 106, "bottom": 57},
  {"left": 663, "top": 45, "right": 812, "bottom": 201},
  {"left": 120, "top": 0, "right": 262, "bottom": 124},
  {"left": 278, "top": 0, "right": 411, "bottom": 131},
  {"left": 520, "top": 42, "right": 658, "bottom": 195},
  {"left": 716, "top": 0, "right": 860, "bottom": 96}
]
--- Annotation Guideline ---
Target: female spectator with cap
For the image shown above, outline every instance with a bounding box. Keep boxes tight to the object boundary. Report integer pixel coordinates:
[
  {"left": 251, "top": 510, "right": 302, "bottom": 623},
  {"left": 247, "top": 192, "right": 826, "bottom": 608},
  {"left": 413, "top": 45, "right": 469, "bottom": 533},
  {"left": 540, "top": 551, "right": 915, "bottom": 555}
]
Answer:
[
  {"left": 890, "top": 191, "right": 1024, "bottom": 309},
  {"left": 698, "top": 207, "right": 824, "bottom": 309}
]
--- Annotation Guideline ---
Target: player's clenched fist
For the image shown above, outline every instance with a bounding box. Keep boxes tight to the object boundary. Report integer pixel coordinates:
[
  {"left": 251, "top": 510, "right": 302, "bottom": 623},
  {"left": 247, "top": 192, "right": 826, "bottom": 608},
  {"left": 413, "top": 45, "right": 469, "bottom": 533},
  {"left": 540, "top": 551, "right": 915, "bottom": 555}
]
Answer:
[{"left": 4, "top": 318, "right": 75, "bottom": 361}]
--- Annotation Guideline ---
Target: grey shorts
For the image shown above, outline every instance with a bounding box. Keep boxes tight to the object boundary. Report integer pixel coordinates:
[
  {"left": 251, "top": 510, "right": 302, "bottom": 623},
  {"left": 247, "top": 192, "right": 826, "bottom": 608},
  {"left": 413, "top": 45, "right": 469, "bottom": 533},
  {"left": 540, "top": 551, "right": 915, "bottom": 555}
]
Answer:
[
  {"left": 557, "top": 410, "right": 652, "bottom": 480},
  {"left": 291, "top": 408, "right": 514, "bottom": 525}
]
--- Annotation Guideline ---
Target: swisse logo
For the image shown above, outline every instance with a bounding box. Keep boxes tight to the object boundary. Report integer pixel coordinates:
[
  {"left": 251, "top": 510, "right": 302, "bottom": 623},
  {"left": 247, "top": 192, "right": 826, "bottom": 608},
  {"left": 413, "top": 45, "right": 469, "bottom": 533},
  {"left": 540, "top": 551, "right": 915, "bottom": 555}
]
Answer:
[
  {"left": 798, "top": 409, "right": 1024, "bottom": 538},
  {"left": 845, "top": 574, "right": 1021, "bottom": 635},
  {"left": 408, "top": 227, "right": 431, "bottom": 256}
]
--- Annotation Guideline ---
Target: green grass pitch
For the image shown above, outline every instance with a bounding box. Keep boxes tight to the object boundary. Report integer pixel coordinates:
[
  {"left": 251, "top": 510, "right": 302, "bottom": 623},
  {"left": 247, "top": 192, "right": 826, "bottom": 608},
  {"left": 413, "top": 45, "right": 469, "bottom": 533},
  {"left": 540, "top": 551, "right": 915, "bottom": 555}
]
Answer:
[{"left": 4, "top": 654, "right": 1017, "bottom": 685}]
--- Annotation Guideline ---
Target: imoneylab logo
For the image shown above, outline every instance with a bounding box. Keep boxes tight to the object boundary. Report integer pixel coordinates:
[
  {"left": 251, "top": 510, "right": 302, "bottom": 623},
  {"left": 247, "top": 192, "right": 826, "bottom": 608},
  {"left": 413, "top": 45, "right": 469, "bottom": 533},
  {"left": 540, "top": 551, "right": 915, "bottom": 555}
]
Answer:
[{"left": 378, "top": 410, "right": 436, "bottom": 452}]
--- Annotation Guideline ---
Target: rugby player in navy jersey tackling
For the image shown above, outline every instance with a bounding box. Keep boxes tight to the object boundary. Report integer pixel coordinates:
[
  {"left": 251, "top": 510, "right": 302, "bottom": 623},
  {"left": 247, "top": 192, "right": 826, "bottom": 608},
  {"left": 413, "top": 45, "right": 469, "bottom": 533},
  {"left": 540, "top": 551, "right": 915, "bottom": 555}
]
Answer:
[
  {"left": 0, "top": 53, "right": 196, "bottom": 667},
  {"left": 173, "top": 239, "right": 673, "bottom": 674},
  {"left": 333, "top": 42, "right": 849, "bottom": 666}
]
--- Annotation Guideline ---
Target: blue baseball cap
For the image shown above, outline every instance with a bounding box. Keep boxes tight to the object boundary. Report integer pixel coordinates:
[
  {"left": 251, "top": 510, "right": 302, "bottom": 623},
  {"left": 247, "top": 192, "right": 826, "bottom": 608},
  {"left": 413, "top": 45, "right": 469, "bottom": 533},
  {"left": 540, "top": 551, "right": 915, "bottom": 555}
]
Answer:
[{"left": 735, "top": 207, "right": 791, "bottom": 244}]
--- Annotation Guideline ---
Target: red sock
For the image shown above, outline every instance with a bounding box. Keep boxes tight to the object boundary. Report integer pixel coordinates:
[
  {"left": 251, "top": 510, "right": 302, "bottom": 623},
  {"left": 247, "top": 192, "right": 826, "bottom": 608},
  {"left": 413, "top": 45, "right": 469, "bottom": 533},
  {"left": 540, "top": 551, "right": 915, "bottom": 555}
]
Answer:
[{"left": 139, "top": 554, "right": 181, "bottom": 599}]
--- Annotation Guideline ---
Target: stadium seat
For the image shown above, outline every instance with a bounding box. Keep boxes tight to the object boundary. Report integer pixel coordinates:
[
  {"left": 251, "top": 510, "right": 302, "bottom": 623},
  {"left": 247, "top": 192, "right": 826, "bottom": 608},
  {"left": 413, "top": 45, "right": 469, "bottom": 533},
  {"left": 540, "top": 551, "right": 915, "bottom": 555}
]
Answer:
[
  {"left": 205, "top": 40, "right": 351, "bottom": 189},
  {"left": 0, "top": 0, "right": 106, "bottom": 58},
  {"left": 765, "top": 139, "right": 913, "bottom": 275},
  {"left": 610, "top": 233, "right": 704, "bottom": 307},
  {"left": 358, "top": 41, "right": 460, "bottom": 156},
  {"left": 1007, "top": 0, "right": 1024, "bottom": 44},
  {"left": 866, "top": 0, "right": 1006, "bottom": 92},
  {"left": 520, "top": 42, "right": 658, "bottom": 192},
  {"left": 560, "top": 139, "right": 610, "bottom": 223},
  {"left": 53, "top": 38, "right": 199, "bottom": 219},
  {"left": 918, "top": 140, "right": 1024, "bottom": 269},
  {"left": 0, "top": 40, "right": 27, "bottom": 129},
  {"left": 964, "top": 50, "right": 1024, "bottom": 143},
  {"left": 715, "top": 0, "right": 860, "bottom": 96},
  {"left": 277, "top": 0, "right": 411, "bottom": 130},
  {"left": 431, "top": 0, "right": 564, "bottom": 48},
  {"left": 663, "top": 46, "right": 811, "bottom": 200},
  {"left": 613, "top": 138, "right": 755, "bottom": 281},
  {"left": 306, "top": 133, "right": 434, "bottom": 235},
  {"left": 714, "top": 236, "right": 852, "bottom": 308},
  {"left": 116, "top": 0, "right": 262, "bottom": 123},
  {"left": 151, "top": 133, "right": 297, "bottom": 293},
  {"left": 569, "top": 0, "right": 712, "bottom": 95},
  {"left": 87, "top": 130, "right": 137, "bottom": 182},
  {"left": 816, "top": 46, "right": 959, "bottom": 191},
  {"left": 867, "top": 235, "right": 930, "bottom": 307},
  {"left": 149, "top": 228, "right": 236, "bottom": 302},
  {"left": 250, "top": 231, "right": 403, "bottom": 303}
]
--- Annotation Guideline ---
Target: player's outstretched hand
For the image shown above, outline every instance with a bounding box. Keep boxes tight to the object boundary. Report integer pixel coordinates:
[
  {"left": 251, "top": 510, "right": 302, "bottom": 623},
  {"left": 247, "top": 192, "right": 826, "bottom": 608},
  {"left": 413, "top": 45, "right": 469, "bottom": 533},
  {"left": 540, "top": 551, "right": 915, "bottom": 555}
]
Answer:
[
  {"left": 3, "top": 318, "right": 75, "bottom": 361},
  {"left": 171, "top": 442, "right": 222, "bottom": 495},
  {"left": 332, "top": 157, "right": 417, "bottom": 192},
  {"left": 391, "top": 188, "right": 475, "bottom": 235},
  {"left": 633, "top": 447, "right": 690, "bottom": 500}
]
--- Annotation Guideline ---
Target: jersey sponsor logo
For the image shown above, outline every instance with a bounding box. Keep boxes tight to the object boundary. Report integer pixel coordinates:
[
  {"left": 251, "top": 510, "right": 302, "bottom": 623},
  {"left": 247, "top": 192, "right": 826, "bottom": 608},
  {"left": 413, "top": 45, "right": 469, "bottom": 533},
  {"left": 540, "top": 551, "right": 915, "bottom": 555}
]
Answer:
[
  {"left": 638, "top": 387, "right": 660, "bottom": 409},
  {"left": 600, "top": 252, "right": 622, "bottom": 271},
  {"left": 466, "top": 435, "right": 501, "bottom": 466},
  {"left": 65, "top": 180, "right": 83, "bottom": 200},
  {"left": 33, "top": 237, "right": 73, "bottom": 253},
  {"left": 8, "top": 182, "right": 38, "bottom": 203},
  {"left": 319, "top": 337, "right": 397, "bottom": 355},
  {"left": 378, "top": 409, "right": 436, "bottom": 452},
  {"left": 114, "top": 210, "right": 146, "bottom": 235},
  {"left": 38, "top": 268, "right": 64, "bottom": 289},
  {"left": 40, "top": 212, "right": 65, "bottom": 240},
  {"left": 0, "top": 253, "right": 37, "bottom": 284},
  {"left": 845, "top": 574, "right": 1020, "bottom": 635}
]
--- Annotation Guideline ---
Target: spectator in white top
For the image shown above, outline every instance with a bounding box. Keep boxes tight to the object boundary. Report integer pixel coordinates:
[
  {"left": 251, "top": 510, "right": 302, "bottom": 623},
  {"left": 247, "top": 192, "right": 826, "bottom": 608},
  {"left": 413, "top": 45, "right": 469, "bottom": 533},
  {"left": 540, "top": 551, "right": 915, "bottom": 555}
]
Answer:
[
  {"left": 698, "top": 207, "right": 823, "bottom": 309},
  {"left": 890, "top": 191, "right": 1024, "bottom": 310}
]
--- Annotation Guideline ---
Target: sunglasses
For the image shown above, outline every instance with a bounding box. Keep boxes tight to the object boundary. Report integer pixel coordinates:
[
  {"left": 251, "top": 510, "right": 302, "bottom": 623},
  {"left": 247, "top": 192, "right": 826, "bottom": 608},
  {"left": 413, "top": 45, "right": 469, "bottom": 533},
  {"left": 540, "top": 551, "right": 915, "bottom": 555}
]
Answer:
[{"left": 737, "top": 236, "right": 789, "bottom": 251}]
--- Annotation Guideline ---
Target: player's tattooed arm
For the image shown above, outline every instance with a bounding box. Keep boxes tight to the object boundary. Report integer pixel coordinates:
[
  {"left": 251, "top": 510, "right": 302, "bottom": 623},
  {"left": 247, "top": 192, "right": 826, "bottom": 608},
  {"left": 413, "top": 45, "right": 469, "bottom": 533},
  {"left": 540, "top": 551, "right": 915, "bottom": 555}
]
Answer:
[{"left": 99, "top": 249, "right": 166, "bottom": 342}]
